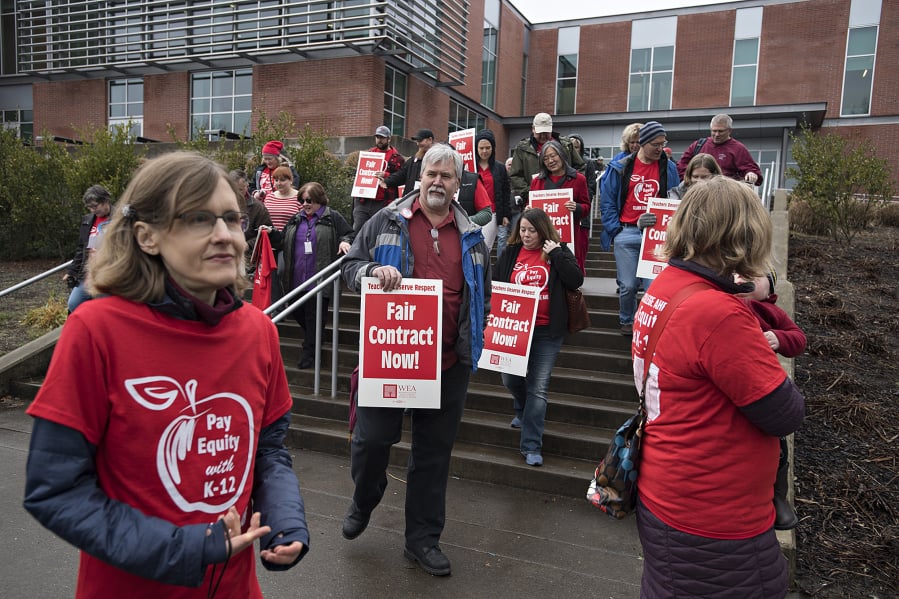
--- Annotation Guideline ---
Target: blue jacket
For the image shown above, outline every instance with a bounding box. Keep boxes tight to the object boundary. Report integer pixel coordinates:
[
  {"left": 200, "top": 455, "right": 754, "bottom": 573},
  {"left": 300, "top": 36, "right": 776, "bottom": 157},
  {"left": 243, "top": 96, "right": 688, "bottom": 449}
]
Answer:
[
  {"left": 599, "top": 152, "right": 680, "bottom": 251},
  {"left": 341, "top": 192, "right": 491, "bottom": 370}
]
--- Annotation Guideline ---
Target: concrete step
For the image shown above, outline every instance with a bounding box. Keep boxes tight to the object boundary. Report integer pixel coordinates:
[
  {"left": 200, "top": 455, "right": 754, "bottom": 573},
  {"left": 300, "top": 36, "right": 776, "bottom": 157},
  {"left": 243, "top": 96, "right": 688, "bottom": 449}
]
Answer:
[{"left": 286, "top": 414, "right": 599, "bottom": 497}]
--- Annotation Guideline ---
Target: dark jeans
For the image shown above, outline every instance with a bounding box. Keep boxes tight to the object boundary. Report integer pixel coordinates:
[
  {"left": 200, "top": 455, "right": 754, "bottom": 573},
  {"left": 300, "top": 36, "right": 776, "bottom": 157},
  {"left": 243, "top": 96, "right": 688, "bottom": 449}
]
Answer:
[{"left": 349, "top": 359, "right": 470, "bottom": 548}]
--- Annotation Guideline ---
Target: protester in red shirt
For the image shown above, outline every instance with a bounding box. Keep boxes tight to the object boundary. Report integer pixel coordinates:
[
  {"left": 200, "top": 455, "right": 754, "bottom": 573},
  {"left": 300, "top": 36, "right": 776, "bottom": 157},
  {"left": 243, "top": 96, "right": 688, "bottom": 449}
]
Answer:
[
  {"left": 494, "top": 208, "right": 583, "bottom": 466},
  {"left": 530, "top": 139, "right": 590, "bottom": 273},
  {"left": 24, "top": 152, "right": 309, "bottom": 598},
  {"left": 632, "top": 176, "right": 804, "bottom": 598},
  {"left": 676, "top": 114, "right": 763, "bottom": 186},
  {"left": 351, "top": 125, "right": 405, "bottom": 234}
]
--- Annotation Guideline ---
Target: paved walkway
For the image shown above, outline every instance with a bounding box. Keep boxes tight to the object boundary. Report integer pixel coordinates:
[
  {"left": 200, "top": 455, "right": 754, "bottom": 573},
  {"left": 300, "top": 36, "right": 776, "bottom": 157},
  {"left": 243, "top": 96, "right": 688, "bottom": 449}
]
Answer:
[{"left": 0, "top": 404, "right": 644, "bottom": 598}]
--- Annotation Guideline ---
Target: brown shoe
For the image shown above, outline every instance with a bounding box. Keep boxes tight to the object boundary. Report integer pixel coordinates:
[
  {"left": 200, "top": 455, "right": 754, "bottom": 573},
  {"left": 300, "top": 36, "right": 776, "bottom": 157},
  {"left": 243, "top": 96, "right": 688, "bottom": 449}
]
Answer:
[{"left": 620, "top": 324, "right": 633, "bottom": 336}]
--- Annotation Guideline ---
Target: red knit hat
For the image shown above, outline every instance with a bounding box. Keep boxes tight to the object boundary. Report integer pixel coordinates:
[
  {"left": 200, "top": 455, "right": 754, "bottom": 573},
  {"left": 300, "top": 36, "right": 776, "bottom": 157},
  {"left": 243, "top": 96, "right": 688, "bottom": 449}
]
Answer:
[{"left": 262, "top": 140, "right": 283, "bottom": 156}]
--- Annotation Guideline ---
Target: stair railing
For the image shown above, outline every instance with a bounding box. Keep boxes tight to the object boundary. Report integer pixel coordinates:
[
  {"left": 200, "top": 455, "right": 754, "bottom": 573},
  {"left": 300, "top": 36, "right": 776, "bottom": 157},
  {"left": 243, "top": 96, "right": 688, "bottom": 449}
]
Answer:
[
  {"left": 0, "top": 260, "right": 72, "bottom": 300},
  {"left": 265, "top": 256, "right": 347, "bottom": 397}
]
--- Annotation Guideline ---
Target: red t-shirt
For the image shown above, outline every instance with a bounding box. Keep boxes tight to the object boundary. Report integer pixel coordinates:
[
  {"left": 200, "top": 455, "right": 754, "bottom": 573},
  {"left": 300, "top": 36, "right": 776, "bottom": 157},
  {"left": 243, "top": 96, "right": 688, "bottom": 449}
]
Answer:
[
  {"left": 27, "top": 296, "right": 293, "bottom": 598},
  {"left": 478, "top": 164, "right": 496, "bottom": 207},
  {"left": 620, "top": 157, "right": 660, "bottom": 224},
  {"left": 405, "top": 199, "right": 464, "bottom": 369},
  {"left": 632, "top": 267, "right": 787, "bottom": 539},
  {"left": 509, "top": 247, "right": 550, "bottom": 326}
]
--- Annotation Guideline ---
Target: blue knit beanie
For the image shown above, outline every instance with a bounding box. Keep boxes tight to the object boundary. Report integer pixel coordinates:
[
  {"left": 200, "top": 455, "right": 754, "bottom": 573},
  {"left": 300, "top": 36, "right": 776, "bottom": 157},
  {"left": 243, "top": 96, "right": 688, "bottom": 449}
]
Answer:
[{"left": 639, "top": 121, "right": 666, "bottom": 146}]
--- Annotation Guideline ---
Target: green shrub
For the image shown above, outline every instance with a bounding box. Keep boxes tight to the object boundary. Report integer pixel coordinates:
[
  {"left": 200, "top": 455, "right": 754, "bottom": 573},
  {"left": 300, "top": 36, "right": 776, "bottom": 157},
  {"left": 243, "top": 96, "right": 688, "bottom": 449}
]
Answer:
[
  {"left": 788, "top": 197, "right": 831, "bottom": 236},
  {"left": 786, "top": 126, "right": 894, "bottom": 244},
  {"left": 877, "top": 202, "right": 899, "bottom": 227}
]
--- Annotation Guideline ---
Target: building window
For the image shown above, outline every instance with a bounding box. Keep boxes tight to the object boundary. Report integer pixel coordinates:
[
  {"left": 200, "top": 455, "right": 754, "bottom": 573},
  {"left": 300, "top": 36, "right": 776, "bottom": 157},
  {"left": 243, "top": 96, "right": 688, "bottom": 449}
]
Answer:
[
  {"left": 842, "top": 0, "right": 881, "bottom": 117},
  {"left": 841, "top": 26, "right": 877, "bottom": 116},
  {"left": 628, "top": 17, "right": 676, "bottom": 112},
  {"left": 730, "top": 7, "right": 762, "bottom": 107},
  {"left": 480, "top": 0, "right": 500, "bottom": 110},
  {"left": 109, "top": 79, "right": 144, "bottom": 139},
  {"left": 555, "top": 27, "right": 579, "bottom": 115},
  {"left": 481, "top": 25, "right": 498, "bottom": 110},
  {"left": 1, "top": 0, "right": 17, "bottom": 75},
  {"left": 1, "top": 109, "right": 34, "bottom": 143},
  {"left": 383, "top": 65, "right": 407, "bottom": 136},
  {"left": 190, "top": 69, "right": 253, "bottom": 140},
  {"left": 448, "top": 100, "right": 486, "bottom": 133}
]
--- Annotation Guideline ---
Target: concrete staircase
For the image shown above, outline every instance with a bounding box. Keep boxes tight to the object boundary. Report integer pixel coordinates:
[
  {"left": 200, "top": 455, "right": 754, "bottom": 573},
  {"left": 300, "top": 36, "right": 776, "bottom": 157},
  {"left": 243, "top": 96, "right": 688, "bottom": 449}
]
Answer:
[{"left": 279, "top": 242, "right": 635, "bottom": 499}]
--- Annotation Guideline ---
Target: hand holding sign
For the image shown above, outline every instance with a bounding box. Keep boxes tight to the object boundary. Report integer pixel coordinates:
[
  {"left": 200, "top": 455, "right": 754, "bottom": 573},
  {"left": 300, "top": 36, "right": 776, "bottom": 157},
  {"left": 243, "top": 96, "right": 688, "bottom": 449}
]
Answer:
[{"left": 372, "top": 265, "right": 403, "bottom": 291}]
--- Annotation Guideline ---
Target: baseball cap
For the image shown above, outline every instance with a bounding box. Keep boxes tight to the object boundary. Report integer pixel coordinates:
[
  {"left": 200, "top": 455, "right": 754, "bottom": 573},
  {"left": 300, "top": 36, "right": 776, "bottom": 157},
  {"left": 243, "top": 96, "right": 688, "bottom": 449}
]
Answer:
[
  {"left": 411, "top": 129, "right": 434, "bottom": 141},
  {"left": 533, "top": 113, "right": 553, "bottom": 134},
  {"left": 374, "top": 125, "right": 391, "bottom": 137}
]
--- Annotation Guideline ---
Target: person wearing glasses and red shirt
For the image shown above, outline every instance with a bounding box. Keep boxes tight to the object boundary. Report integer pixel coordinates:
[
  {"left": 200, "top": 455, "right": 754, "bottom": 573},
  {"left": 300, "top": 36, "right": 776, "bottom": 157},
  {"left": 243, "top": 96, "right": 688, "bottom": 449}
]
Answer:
[
  {"left": 600, "top": 121, "right": 680, "bottom": 336},
  {"left": 24, "top": 151, "right": 309, "bottom": 598},
  {"left": 281, "top": 182, "right": 354, "bottom": 369}
]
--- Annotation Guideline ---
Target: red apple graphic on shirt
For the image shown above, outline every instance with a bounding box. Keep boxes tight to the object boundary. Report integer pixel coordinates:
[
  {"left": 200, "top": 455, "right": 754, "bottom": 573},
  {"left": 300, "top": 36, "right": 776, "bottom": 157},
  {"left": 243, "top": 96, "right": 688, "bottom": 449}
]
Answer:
[{"left": 125, "top": 376, "right": 255, "bottom": 514}]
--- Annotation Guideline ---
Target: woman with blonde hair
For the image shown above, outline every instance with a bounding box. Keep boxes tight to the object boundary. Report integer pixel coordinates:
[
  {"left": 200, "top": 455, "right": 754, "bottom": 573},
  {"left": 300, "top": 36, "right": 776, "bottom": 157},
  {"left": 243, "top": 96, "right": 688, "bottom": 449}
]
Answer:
[
  {"left": 632, "top": 176, "right": 805, "bottom": 598},
  {"left": 24, "top": 151, "right": 309, "bottom": 598}
]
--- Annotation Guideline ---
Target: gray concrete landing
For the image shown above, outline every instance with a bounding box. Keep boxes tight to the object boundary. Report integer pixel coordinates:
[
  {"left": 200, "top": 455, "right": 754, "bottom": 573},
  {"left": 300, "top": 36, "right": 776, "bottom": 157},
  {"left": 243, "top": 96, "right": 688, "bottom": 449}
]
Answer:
[{"left": 0, "top": 404, "right": 643, "bottom": 598}]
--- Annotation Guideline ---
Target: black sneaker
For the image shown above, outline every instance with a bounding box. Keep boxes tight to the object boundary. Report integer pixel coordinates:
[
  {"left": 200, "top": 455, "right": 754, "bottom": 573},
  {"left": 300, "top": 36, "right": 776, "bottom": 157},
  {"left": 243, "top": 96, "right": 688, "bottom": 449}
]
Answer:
[
  {"left": 341, "top": 506, "right": 371, "bottom": 540},
  {"left": 404, "top": 545, "right": 451, "bottom": 576}
]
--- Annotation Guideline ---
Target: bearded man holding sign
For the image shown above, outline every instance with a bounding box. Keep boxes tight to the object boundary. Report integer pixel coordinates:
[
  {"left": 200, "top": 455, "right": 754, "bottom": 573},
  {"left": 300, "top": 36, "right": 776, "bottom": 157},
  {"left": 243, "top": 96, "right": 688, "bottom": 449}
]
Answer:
[{"left": 340, "top": 144, "right": 490, "bottom": 577}]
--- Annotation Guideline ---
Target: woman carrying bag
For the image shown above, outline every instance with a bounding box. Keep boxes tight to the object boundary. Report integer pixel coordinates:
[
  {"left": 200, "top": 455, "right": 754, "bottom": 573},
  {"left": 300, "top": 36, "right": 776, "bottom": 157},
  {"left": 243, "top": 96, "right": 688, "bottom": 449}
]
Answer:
[{"left": 494, "top": 208, "right": 583, "bottom": 467}]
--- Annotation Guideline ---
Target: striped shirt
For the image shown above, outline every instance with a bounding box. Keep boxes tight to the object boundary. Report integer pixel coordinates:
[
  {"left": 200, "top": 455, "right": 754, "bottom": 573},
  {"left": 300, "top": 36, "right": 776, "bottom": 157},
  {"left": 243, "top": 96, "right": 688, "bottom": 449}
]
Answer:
[{"left": 264, "top": 192, "right": 301, "bottom": 230}]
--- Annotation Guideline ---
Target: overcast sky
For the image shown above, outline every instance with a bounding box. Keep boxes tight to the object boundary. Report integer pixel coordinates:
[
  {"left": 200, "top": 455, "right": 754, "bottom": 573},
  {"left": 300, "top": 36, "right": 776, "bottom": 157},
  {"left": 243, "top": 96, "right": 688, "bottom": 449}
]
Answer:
[{"left": 510, "top": 0, "right": 736, "bottom": 24}]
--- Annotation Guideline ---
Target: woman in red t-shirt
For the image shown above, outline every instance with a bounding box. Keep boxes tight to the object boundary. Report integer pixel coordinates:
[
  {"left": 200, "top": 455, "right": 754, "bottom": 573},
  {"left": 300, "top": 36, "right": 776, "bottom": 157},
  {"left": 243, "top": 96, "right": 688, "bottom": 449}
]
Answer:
[
  {"left": 24, "top": 152, "right": 309, "bottom": 598},
  {"left": 632, "top": 177, "right": 805, "bottom": 597},
  {"left": 493, "top": 208, "right": 583, "bottom": 466},
  {"left": 529, "top": 140, "right": 590, "bottom": 274}
]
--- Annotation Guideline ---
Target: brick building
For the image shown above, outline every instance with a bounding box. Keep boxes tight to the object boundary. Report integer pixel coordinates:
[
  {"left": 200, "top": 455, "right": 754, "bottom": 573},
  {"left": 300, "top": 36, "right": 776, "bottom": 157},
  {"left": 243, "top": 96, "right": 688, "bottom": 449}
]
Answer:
[{"left": 1, "top": 0, "right": 895, "bottom": 190}]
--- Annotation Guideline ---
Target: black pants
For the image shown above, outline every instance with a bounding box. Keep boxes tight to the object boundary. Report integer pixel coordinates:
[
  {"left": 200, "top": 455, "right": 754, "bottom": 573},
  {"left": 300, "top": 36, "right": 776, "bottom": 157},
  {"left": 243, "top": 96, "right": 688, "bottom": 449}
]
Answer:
[
  {"left": 292, "top": 295, "right": 330, "bottom": 358},
  {"left": 349, "top": 359, "right": 470, "bottom": 548}
]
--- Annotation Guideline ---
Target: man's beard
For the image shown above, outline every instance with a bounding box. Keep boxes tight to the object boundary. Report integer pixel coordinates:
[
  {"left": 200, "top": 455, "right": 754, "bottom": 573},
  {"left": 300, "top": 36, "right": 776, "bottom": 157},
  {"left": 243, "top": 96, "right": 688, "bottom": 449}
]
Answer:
[{"left": 422, "top": 187, "right": 448, "bottom": 209}]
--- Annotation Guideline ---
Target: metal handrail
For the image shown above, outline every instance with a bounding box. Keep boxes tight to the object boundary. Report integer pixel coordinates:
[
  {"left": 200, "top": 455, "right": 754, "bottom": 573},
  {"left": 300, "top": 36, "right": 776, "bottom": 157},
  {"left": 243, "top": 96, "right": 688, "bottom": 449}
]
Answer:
[
  {"left": 265, "top": 255, "right": 348, "bottom": 398},
  {"left": 0, "top": 260, "right": 72, "bottom": 299}
]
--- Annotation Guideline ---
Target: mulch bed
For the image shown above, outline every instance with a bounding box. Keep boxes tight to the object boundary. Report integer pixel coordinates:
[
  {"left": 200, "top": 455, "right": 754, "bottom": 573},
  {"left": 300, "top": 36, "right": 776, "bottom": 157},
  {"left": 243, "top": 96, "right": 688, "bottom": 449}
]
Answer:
[{"left": 789, "top": 226, "right": 898, "bottom": 597}]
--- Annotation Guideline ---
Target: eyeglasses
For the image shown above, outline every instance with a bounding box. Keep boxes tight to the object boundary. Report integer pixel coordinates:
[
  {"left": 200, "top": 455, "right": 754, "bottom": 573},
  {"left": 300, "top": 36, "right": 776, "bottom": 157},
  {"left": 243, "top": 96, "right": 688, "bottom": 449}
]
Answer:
[
  {"left": 646, "top": 141, "right": 668, "bottom": 150},
  {"left": 175, "top": 210, "right": 248, "bottom": 234},
  {"left": 300, "top": 197, "right": 314, "bottom": 205},
  {"left": 84, "top": 202, "right": 100, "bottom": 209}
]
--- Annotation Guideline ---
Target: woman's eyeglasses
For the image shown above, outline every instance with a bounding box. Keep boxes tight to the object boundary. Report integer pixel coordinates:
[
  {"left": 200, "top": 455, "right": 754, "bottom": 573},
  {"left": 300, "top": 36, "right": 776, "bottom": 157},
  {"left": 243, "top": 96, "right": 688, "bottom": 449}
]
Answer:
[
  {"left": 301, "top": 197, "right": 314, "bottom": 205},
  {"left": 176, "top": 210, "right": 249, "bottom": 234}
]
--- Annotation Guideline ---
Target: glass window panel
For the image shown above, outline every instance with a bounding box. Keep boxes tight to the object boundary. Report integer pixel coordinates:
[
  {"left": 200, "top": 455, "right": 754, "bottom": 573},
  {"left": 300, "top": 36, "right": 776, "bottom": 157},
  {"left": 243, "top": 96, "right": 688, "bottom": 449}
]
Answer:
[
  {"left": 127, "top": 103, "right": 142, "bottom": 117},
  {"left": 193, "top": 77, "right": 211, "bottom": 97},
  {"left": 211, "top": 74, "right": 232, "bottom": 96},
  {"left": 234, "top": 72, "right": 253, "bottom": 95},
  {"left": 558, "top": 54, "right": 577, "bottom": 78},
  {"left": 234, "top": 96, "right": 252, "bottom": 112},
  {"left": 394, "top": 73, "right": 406, "bottom": 97},
  {"left": 4, "top": 110, "right": 17, "bottom": 120},
  {"left": 842, "top": 69, "right": 872, "bottom": 115},
  {"left": 630, "top": 48, "right": 651, "bottom": 73},
  {"left": 131, "top": 84, "right": 143, "bottom": 103},
  {"left": 847, "top": 26, "right": 877, "bottom": 55},
  {"left": 652, "top": 46, "right": 674, "bottom": 70},
  {"left": 192, "top": 99, "right": 211, "bottom": 114},
  {"left": 556, "top": 79, "right": 576, "bottom": 114},
  {"left": 110, "top": 105, "right": 126, "bottom": 118},
  {"left": 211, "top": 114, "right": 230, "bottom": 131},
  {"left": 846, "top": 54, "right": 874, "bottom": 72},
  {"left": 212, "top": 98, "right": 232, "bottom": 113},
  {"left": 234, "top": 113, "right": 251, "bottom": 136},
  {"left": 649, "top": 72, "right": 672, "bottom": 111},
  {"left": 628, "top": 73, "right": 649, "bottom": 112},
  {"left": 109, "top": 84, "right": 126, "bottom": 104},
  {"left": 731, "top": 65, "right": 756, "bottom": 106},
  {"left": 733, "top": 38, "right": 758, "bottom": 66},
  {"left": 22, "top": 110, "right": 33, "bottom": 121}
]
